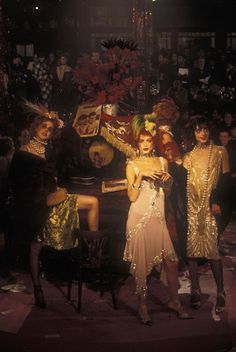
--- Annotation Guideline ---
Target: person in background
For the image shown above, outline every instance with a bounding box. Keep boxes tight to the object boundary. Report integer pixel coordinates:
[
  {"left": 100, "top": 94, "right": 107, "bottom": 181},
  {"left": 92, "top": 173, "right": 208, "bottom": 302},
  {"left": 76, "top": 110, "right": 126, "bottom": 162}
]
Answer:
[
  {"left": 16, "top": 127, "right": 30, "bottom": 150},
  {"left": 218, "top": 128, "right": 236, "bottom": 212},
  {"left": 0, "top": 137, "right": 15, "bottom": 278}
]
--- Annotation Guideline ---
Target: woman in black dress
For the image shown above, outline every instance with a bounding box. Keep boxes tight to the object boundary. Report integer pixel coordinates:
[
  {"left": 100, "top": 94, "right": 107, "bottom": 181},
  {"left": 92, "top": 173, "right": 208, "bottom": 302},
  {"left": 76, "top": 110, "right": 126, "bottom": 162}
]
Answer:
[{"left": 9, "top": 104, "right": 99, "bottom": 308}]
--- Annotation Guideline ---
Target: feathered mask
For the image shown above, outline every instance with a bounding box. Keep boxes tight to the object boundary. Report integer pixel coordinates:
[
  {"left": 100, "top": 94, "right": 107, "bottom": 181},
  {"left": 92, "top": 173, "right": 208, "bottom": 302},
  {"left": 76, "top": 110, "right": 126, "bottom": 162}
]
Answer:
[
  {"left": 131, "top": 112, "right": 157, "bottom": 140},
  {"left": 24, "top": 101, "right": 64, "bottom": 128}
]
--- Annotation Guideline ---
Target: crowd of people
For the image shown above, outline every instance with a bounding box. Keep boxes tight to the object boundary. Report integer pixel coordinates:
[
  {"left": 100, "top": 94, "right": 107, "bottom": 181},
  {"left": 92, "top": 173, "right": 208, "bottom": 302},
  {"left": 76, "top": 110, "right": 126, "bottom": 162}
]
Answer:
[{"left": 0, "top": 44, "right": 236, "bottom": 324}]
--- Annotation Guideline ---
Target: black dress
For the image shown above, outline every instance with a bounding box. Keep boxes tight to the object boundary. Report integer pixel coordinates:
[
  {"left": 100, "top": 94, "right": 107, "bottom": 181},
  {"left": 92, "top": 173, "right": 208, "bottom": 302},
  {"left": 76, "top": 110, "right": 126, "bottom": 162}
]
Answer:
[
  {"left": 8, "top": 151, "right": 79, "bottom": 250},
  {"left": 9, "top": 151, "right": 57, "bottom": 242}
]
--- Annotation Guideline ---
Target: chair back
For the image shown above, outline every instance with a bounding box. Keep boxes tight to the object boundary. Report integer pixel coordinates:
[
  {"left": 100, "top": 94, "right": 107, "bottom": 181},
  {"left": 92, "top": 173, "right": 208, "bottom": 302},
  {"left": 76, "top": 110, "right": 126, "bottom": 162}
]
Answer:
[{"left": 78, "top": 229, "right": 111, "bottom": 269}]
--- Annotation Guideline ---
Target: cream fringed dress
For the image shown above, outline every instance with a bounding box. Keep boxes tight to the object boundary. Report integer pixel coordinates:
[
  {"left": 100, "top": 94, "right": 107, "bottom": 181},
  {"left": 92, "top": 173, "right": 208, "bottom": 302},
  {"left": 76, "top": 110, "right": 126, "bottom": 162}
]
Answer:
[{"left": 123, "top": 157, "right": 177, "bottom": 295}]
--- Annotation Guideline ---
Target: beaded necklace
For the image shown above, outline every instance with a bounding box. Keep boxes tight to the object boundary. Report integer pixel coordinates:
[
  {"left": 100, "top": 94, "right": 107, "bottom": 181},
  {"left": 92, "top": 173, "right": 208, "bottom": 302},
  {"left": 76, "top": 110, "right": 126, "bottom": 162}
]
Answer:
[
  {"left": 187, "top": 142, "right": 213, "bottom": 215},
  {"left": 28, "top": 137, "right": 47, "bottom": 156}
]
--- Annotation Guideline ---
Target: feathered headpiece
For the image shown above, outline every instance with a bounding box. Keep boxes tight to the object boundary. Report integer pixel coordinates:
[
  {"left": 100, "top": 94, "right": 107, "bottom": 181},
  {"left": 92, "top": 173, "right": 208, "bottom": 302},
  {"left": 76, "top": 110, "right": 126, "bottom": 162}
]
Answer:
[
  {"left": 24, "top": 101, "right": 64, "bottom": 128},
  {"left": 131, "top": 112, "right": 157, "bottom": 140}
]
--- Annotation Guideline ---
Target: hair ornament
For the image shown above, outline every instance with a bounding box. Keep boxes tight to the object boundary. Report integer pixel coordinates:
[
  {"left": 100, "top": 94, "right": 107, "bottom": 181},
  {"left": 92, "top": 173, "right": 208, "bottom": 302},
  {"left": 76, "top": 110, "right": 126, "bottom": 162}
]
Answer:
[
  {"left": 24, "top": 100, "right": 64, "bottom": 128},
  {"left": 144, "top": 120, "right": 157, "bottom": 136},
  {"left": 131, "top": 112, "right": 157, "bottom": 140}
]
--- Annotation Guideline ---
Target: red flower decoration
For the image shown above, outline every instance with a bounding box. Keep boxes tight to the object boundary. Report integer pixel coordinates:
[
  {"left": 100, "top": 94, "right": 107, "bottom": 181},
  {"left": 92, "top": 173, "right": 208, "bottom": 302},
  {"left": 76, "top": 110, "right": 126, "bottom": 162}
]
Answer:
[{"left": 73, "top": 39, "right": 142, "bottom": 104}]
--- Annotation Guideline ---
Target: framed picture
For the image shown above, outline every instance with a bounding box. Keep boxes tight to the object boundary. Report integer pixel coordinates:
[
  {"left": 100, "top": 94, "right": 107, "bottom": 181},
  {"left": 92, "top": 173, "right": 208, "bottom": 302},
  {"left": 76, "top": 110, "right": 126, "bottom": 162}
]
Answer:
[{"left": 73, "top": 104, "right": 102, "bottom": 138}]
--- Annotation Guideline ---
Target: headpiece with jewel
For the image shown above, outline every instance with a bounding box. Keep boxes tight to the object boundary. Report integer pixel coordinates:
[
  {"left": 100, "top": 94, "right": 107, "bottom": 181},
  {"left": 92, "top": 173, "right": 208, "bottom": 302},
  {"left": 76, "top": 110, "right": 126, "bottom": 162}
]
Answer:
[{"left": 24, "top": 100, "right": 64, "bottom": 128}]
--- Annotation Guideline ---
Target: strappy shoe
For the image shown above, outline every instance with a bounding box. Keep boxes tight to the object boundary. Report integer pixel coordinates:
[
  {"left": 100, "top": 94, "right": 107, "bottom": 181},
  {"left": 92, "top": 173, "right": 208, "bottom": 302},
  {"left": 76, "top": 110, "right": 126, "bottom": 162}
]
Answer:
[
  {"left": 215, "top": 291, "right": 226, "bottom": 314},
  {"left": 168, "top": 300, "right": 193, "bottom": 319},
  {"left": 138, "top": 304, "right": 153, "bottom": 326},
  {"left": 190, "top": 289, "right": 201, "bottom": 310},
  {"left": 34, "top": 285, "right": 46, "bottom": 309}
]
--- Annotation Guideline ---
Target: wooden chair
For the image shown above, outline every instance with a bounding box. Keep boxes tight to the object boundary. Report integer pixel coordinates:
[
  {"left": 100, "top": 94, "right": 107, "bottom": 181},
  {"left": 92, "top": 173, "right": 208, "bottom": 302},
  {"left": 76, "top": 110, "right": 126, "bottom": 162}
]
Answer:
[{"left": 67, "top": 228, "right": 118, "bottom": 313}]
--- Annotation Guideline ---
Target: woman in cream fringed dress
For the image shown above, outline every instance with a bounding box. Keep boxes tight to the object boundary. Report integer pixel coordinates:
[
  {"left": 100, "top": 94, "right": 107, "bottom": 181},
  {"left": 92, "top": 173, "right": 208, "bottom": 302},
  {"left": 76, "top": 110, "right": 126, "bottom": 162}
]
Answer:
[{"left": 123, "top": 114, "right": 191, "bottom": 325}]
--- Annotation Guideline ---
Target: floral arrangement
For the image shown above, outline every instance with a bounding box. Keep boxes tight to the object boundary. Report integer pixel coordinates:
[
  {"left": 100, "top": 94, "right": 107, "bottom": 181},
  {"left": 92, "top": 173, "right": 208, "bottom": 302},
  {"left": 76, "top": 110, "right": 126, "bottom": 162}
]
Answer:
[{"left": 73, "top": 39, "right": 142, "bottom": 105}]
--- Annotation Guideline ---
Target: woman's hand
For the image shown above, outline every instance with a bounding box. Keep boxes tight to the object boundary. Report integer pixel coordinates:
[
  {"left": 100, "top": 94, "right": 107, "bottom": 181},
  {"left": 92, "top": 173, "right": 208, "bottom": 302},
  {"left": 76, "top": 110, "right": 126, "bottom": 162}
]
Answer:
[
  {"left": 47, "top": 187, "right": 67, "bottom": 206},
  {"left": 211, "top": 203, "right": 221, "bottom": 215},
  {"left": 159, "top": 171, "right": 172, "bottom": 182},
  {"left": 140, "top": 169, "right": 161, "bottom": 180}
]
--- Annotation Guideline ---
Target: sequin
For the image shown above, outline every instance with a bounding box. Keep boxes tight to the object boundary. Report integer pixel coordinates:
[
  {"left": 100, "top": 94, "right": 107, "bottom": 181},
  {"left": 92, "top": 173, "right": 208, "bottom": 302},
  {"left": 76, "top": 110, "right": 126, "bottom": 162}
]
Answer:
[
  {"left": 183, "top": 145, "right": 224, "bottom": 259},
  {"left": 40, "top": 194, "right": 79, "bottom": 250},
  {"left": 123, "top": 158, "right": 177, "bottom": 295}
]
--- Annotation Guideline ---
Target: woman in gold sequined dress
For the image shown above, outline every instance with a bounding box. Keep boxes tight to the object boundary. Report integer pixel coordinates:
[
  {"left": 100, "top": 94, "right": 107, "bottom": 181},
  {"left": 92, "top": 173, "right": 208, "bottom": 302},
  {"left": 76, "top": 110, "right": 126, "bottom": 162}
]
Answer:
[
  {"left": 183, "top": 117, "right": 229, "bottom": 313},
  {"left": 9, "top": 104, "right": 99, "bottom": 309},
  {"left": 123, "top": 115, "right": 191, "bottom": 325}
]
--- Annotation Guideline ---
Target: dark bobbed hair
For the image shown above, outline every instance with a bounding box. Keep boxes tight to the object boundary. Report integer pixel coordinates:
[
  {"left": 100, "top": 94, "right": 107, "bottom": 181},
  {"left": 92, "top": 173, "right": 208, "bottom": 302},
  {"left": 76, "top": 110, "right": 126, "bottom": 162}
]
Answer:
[
  {"left": 191, "top": 116, "right": 211, "bottom": 131},
  {"left": 29, "top": 115, "right": 56, "bottom": 138},
  {"left": 190, "top": 116, "right": 213, "bottom": 144}
]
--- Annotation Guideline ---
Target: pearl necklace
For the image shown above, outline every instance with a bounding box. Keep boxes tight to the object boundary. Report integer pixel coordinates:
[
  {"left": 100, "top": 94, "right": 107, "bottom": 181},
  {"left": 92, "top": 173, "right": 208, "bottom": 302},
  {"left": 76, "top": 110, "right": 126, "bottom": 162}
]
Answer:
[
  {"left": 187, "top": 142, "right": 213, "bottom": 215},
  {"left": 195, "top": 142, "right": 210, "bottom": 149},
  {"left": 29, "top": 137, "right": 47, "bottom": 156},
  {"left": 136, "top": 150, "right": 156, "bottom": 158}
]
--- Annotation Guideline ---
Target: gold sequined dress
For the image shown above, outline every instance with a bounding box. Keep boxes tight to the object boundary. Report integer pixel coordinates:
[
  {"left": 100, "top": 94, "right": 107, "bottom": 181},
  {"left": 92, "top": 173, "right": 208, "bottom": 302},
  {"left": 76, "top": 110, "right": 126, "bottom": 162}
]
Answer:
[
  {"left": 123, "top": 158, "right": 177, "bottom": 295},
  {"left": 183, "top": 145, "right": 224, "bottom": 259},
  {"left": 42, "top": 194, "right": 79, "bottom": 250}
]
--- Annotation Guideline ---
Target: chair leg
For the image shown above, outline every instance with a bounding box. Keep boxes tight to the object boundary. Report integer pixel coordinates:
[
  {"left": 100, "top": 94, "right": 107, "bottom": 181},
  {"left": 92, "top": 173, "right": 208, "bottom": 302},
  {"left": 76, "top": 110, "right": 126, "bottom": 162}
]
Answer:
[
  {"left": 100, "top": 271, "right": 104, "bottom": 297},
  {"left": 67, "top": 280, "right": 72, "bottom": 300},
  {"left": 109, "top": 273, "right": 117, "bottom": 310},
  {"left": 78, "top": 279, "right": 82, "bottom": 313}
]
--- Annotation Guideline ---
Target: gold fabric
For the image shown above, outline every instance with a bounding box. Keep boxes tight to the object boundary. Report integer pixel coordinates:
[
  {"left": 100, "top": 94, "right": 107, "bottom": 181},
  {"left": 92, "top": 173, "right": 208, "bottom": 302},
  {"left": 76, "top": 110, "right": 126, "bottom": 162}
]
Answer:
[
  {"left": 183, "top": 145, "right": 224, "bottom": 259},
  {"left": 41, "top": 194, "right": 79, "bottom": 250}
]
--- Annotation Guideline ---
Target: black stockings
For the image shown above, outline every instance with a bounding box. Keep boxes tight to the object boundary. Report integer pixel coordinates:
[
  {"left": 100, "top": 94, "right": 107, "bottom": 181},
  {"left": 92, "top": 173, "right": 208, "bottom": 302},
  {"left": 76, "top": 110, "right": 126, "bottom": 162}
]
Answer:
[
  {"left": 188, "top": 258, "right": 224, "bottom": 293},
  {"left": 29, "top": 241, "right": 42, "bottom": 287}
]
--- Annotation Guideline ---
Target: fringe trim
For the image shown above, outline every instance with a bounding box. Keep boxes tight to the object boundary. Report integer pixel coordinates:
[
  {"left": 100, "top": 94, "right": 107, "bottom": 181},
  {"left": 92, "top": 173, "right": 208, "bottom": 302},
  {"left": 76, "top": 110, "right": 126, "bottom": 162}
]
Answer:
[{"left": 100, "top": 126, "right": 136, "bottom": 158}]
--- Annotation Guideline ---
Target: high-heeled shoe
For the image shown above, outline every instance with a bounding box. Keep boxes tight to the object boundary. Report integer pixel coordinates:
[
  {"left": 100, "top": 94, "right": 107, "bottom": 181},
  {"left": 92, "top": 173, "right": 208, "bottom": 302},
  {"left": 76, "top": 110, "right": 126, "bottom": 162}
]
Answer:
[
  {"left": 168, "top": 300, "right": 193, "bottom": 319},
  {"left": 138, "top": 304, "right": 153, "bottom": 326},
  {"left": 215, "top": 291, "right": 226, "bottom": 314},
  {"left": 190, "top": 289, "right": 201, "bottom": 310},
  {"left": 34, "top": 285, "right": 46, "bottom": 309}
]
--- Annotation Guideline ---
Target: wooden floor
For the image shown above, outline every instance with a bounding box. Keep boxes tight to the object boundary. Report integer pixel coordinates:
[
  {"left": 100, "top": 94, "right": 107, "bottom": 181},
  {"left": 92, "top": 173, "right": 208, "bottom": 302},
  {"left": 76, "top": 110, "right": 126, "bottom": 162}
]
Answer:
[{"left": 0, "top": 215, "right": 236, "bottom": 352}]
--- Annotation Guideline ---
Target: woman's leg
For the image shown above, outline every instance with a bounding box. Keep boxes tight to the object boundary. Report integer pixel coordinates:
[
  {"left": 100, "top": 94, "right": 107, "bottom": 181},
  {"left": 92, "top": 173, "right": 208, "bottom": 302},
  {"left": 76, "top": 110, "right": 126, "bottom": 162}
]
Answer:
[
  {"left": 30, "top": 241, "right": 46, "bottom": 308},
  {"left": 30, "top": 241, "right": 42, "bottom": 287},
  {"left": 209, "top": 259, "right": 225, "bottom": 313},
  {"left": 137, "top": 291, "right": 152, "bottom": 325},
  {"left": 209, "top": 259, "right": 224, "bottom": 293},
  {"left": 188, "top": 258, "right": 201, "bottom": 309},
  {"left": 165, "top": 260, "right": 179, "bottom": 302},
  {"left": 165, "top": 260, "right": 191, "bottom": 318},
  {"left": 188, "top": 259, "right": 200, "bottom": 292},
  {"left": 76, "top": 195, "right": 99, "bottom": 231}
]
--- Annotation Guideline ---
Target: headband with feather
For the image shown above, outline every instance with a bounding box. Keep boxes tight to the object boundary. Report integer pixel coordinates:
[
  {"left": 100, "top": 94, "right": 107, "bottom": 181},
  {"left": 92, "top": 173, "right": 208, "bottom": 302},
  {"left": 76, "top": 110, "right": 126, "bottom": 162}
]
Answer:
[
  {"left": 24, "top": 100, "right": 64, "bottom": 128},
  {"left": 131, "top": 112, "right": 157, "bottom": 140}
]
